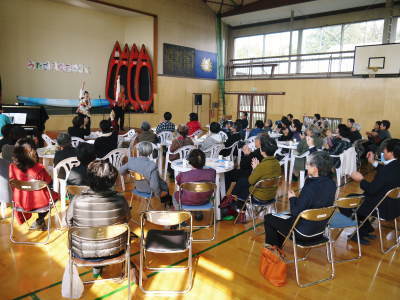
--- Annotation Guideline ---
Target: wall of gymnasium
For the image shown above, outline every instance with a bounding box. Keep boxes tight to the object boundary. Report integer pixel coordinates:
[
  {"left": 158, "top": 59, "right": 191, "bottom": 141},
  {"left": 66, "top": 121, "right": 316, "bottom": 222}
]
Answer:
[
  {"left": 225, "top": 77, "right": 400, "bottom": 138},
  {"left": 0, "top": 0, "right": 218, "bottom": 130}
]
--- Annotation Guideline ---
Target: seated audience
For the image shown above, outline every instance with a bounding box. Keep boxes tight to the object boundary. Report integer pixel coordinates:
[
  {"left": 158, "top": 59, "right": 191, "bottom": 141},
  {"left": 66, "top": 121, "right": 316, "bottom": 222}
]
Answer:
[
  {"left": 65, "top": 160, "right": 130, "bottom": 277},
  {"left": 325, "top": 124, "right": 352, "bottom": 168},
  {"left": 240, "top": 112, "right": 249, "bottom": 130},
  {"left": 169, "top": 125, "right": 194, "bottom": 161},
  {"left": 322, "top": 128, "right": 334, "bottom": 149},
  {"left": 67, "top": 142, "right": 96, "bottom": 186},
  {"left": 0, "top": 124, "right": 13, "bottom": 154},
  {"left": 264, "top": 151, "right": 336, "bottom": 248},
  {"left": 248, "top": 120, "right": 265, "bottom": 138},
  {"left": 287, "top": 113, "right": 294, "bottom": 125},
  {"left": 200, "top": 122, "right": 224, "bottom": 155},
  {"left": 367, "top": 120, "right": 391, "bottom": 146},
  {"left": 313, "top": 113, "right": 323, "bottom": 128},
  {"left": 174, "top": 149, "right": 216, "bottom": 208},
  {"left": 348, "top": 139, "right": 400, "bottom": 245},
  {"left": 119, "top": 141, "right": 168, "bottom": 197},
  {"left": 0, "top": 104, "right": 11, "bottom": 137},
  {"left": 264, "top": 119, "right": 273, "bottom": 132},
  {"left": 220, "top": 122, "right": 243, "bottom": 157},
  {"left": 0, "top": 158, "right": 11, "bottom": 209},
  {"left": 347, "top": 118, "right": 362, "bottom": 142},
  {"left": 134, "top": 121, "right": 158, "bottom": 146},
  {"left": 232, "top": 136, "right": 281, "bottom": 201},
  {"left": 156, "top": 112, "right": 175, "bottom": 134},
  {"left": 291, "top": 119, "right": 303, "bottom": 142},
  {"left": 278, "top": 126, "right": 293, "bottom": 141},
  {"left": 186, "top": 112, "right": 202, "bottom": 136},
  {"left": 9, "top": 138, "right": 58, "bottom": 229},
  {"left": 2, "top": 125, "right": 27, "bottom": 162},
  {"left": 294, "top": 126, "right": 323, "bottom": 173},
  {"left": 94, "top": 120, "right": 118, "bottom": 158},
  {"left": 68, "top": 115, "right": 90, "bottom": 139},
  {"left": 54, "top": 133, "right": 77, "bottom": 179}
]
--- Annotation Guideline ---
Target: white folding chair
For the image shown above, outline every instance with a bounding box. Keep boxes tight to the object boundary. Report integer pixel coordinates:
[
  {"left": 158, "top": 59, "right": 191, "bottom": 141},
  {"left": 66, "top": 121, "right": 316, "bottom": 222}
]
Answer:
[
  {"left": 164, "top": 145, "right": 196, "bottom": 180},
  {"left": 100, "top": 148, "right": 129, "bottom": 191},
  {"left": 188, "top": 129, "right": 203, "bottom": 138},
  {"left": 41, "top": 134, "right": 57, "bottom": 147},
  {"left": 53, "top": 157, "right": 80, "bottom": 210},
  {"left": 157, "top": 131, "right": 173, "bottom": 146},
  {"left": 274, "top": 148, "right": 289, "bottom": 182},
  {"left": 330, "top": 153, "right": 345, "bottom": 187},
  {"left": 203, "top": 144, "right": 225, "bottom": 159},
  {"left": 289, "top": 151, "right": 310, "bottom": 189},
  {"left": 221, "top": 141, "right": 239, "bottom": 162},
  {"left": 71, "top": 137, "right": 85, "bottom": 148}
]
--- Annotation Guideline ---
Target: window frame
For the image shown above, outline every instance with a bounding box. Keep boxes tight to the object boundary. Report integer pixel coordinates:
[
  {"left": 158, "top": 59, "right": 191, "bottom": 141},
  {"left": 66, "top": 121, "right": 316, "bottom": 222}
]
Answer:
[{"left": 236, "top": 94, "right": 267, "bottom": 129}]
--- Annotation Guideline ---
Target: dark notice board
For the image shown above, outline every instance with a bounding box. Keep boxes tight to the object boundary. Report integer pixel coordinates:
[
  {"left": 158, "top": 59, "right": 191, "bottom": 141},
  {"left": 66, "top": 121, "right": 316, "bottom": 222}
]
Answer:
[{"left": 163, "top": 43, "right": 195, "bottom": 77}]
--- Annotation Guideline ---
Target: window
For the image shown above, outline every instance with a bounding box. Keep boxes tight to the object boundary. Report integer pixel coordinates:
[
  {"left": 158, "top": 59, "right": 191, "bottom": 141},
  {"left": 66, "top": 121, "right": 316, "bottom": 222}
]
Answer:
[
  {"left": 234, "top": 35, "right": 264, "bottom": 59},
  {"left": 396, "top": 17, "right": 400, "bottom": 42},
  {"left": 232, "top": 19, "right": 387, "bottom": 75},
  {"left": 302, "top": 25, "right": 342, "bottom": 54},
  {"left": 237, "top": 95, "right": 266, "bottom": 128},
  {"left": 342, "top": 19, "right": 384, "bottom": 51}
]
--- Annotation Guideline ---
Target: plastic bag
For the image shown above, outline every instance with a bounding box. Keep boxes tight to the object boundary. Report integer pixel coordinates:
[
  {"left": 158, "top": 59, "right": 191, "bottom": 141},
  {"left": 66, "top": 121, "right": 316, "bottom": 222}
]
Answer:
[{"left": 61, "top": 260, "right": 84, "bottom": 299}]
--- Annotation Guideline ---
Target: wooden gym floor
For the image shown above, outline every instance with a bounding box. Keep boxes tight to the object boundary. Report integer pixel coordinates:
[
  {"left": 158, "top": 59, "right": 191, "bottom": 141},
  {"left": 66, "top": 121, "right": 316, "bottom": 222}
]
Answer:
[{"left": 1, "top": 169, "right": 399, "bottom": 300}]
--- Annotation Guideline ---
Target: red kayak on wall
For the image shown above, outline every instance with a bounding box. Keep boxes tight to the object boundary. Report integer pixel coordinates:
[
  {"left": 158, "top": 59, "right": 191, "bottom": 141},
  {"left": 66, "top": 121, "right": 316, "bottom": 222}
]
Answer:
[
  {"left": 127, "top": 44, "right": 140, "bottom": 111},
  {"left": 105, "top": 41, "right": 121, "bottom": 106},
  {"left": 116, "top": 43, "right": 130, "bottom": 107},
  {"left": 135, "top": 45, "right": 153, "bottom": 112}
]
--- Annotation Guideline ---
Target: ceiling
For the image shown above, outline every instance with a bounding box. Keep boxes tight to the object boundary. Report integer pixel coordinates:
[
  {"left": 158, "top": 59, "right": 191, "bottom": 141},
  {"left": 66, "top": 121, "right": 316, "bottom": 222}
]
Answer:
[
  {"left": 204, "top": 0, "right": 258, "bottom": 15},
  {"left": 205, "top": 0, "right": 387, "bottom": 27}
]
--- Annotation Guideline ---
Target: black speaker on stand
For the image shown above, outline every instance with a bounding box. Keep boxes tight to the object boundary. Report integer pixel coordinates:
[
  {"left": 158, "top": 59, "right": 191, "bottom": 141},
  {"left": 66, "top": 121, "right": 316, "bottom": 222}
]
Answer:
[{"left": 194, "top": 94, "right": 202, "bottom": 116}]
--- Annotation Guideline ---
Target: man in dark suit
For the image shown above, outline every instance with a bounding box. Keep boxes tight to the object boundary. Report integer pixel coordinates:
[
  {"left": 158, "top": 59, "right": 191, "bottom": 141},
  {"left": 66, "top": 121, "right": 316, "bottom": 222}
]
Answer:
[
  {"left": 350, "top": 139, "right": 400, "bottom": 244},
  {"left": 54, "top": 133, "right": 77, "bottom": 179}
]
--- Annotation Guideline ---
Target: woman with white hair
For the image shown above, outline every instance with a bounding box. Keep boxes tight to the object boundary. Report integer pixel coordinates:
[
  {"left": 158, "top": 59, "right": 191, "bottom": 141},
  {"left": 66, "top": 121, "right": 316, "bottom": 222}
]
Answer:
[
  {"left": 119, "top": 141, "right": 168, "bottom": 199},
  {"left": 133, "top": 121, "right": 158, "bottom": 147}
]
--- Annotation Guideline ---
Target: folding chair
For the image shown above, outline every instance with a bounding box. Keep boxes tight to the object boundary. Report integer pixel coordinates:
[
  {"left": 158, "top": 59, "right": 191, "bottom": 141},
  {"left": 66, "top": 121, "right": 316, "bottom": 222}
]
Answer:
[
  {"left": 53, "top": 157, "right": 80, "bottom": 210},
  {"left": 68, "top": 223, "right": 131, "bottom": 300},
  {"left": 139, "top": 211, "right": 193, "bottom": 294},
  {"left": 235, "top": 176, "right": 281, "bottom": 233},
  {"left": 100, "top": 148, "right": 129, "bottom": 191},
  {"left": 353, "top": 187, "right": 400, "bottom": 254},
  {"left": 71, "top": 137, "right": 85, "bottom": 148},
  {"left": 288, "top": 151, "right": 310, "bottom": 189},
  {"left": 280, "top": 206, "right": 336, "bottom": 287},
  {"left": 221, "top": 141, "right": 239, "bottom": 162},
  {"left": 41, "top": 133, "right": 57, "bottom": 147},
  {"left": 177, "top": 182, "right": 217, "bottom": 242},
  {"left": 9, "top": 179, "right": 62, "bottom": 245},
  {"left": 66, "top": 185, "right": 90, "bottom": 204},
  {"left": 164, "top": 145, "right": 196, "bottom": 180},
  {"left": 329, "top": 195, "right": 364, "bottom": 262},
  {"left": 128, "top": 170, "right": 154, "bottom": 213},
  {"left": 203, "top": 144, "right": 225, "bottom": 159}
]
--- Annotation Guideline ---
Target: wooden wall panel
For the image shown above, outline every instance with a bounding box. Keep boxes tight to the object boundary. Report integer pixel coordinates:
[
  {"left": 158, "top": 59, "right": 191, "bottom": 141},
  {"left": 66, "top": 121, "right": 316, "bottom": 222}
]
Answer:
[{"left": 226, "top": 78, "right": 400, "bottom": 137}]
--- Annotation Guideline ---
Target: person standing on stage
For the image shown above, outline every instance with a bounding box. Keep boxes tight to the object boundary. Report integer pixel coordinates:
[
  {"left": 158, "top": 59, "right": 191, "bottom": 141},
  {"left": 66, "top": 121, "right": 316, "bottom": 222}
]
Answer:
[
  {"left": 76, "top": 81, "right": 91, "bottom": 130},
  {"left": 113, "top": 76, "right": 127, "bottom": 131}
]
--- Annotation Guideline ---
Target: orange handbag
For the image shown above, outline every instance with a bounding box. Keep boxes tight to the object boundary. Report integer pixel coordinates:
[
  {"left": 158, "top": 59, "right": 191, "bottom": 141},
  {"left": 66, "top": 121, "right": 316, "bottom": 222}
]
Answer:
[{"left": 260, "top": 246, "right": 287, "bottom": 286}]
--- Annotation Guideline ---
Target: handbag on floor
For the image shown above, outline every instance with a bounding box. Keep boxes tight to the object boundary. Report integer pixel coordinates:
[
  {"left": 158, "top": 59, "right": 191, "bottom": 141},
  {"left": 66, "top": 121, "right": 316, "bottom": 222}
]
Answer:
[
  {"left": 61, "top": 260, "right": 84, "bottom": 299},
  {"left": 260, "top": 246, "right": 287, "bottom": 287}
]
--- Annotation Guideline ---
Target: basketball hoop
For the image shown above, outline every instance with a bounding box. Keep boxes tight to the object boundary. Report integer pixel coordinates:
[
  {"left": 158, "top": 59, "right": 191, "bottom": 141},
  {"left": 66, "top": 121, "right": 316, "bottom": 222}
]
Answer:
[{"left": 367, "top": 67, "right": 379, "bottom": 78}]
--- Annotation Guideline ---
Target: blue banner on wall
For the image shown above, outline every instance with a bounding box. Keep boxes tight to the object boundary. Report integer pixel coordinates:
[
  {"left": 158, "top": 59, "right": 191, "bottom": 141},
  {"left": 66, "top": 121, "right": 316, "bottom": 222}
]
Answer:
[{"left": 194, "top": 50, "right": 217, "bottom": 79}]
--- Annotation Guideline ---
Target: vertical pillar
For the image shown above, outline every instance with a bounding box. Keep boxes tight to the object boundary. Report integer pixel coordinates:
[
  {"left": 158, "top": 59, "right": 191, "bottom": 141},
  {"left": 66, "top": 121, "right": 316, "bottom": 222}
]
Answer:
[
  {"left": 216, "top": 14, "right": 226, "bottom": 116},
  {"left": 383, "top": 0, "right": 394, "bottom": 43}
]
